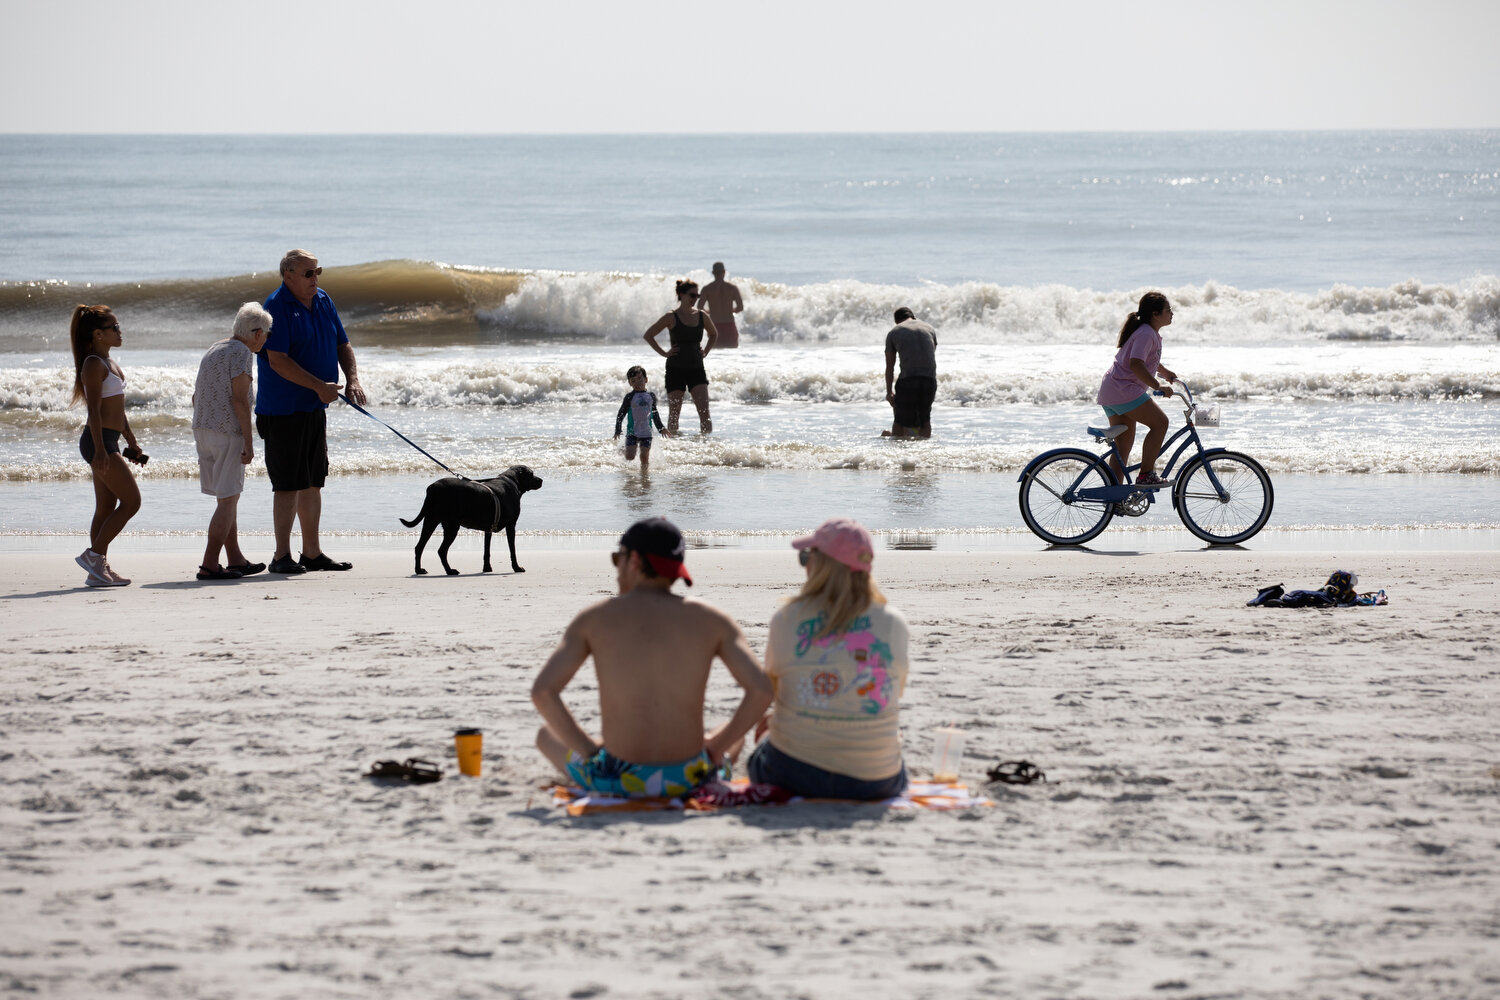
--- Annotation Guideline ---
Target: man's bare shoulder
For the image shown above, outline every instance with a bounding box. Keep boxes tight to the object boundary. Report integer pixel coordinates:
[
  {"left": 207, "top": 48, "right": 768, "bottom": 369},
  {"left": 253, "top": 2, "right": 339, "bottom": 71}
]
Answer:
[
  {"left": 679, "top": 595, "right": 742, "bottom": 634},
  {"left": 603, "top": 590, "right": 734, "bottom": 625}
]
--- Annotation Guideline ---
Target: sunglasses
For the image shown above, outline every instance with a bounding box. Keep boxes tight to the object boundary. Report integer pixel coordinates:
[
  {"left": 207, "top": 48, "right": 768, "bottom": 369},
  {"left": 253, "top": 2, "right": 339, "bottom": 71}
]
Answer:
[
  {"left": 798, "top": 548, "right": 814, "bottom": 567},
  {"left": 679, "top": 289, "right": 697, "bottom": 298},
  {"left": 611, "top": 549, "right": 627, "bottom": 567},
  {"left": 100, "top": 323, "right": 122, "bottom": 332},
  {"left": 296, "top": 267, "right": 323, "bottom": 279}
]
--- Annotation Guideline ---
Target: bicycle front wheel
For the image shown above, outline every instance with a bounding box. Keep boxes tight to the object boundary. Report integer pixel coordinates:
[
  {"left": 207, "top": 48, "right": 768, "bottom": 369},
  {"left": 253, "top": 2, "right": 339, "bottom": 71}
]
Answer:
[
  {"left": 1174, "top": 451, "right": 1274, "bottom": 544},
  {"left": 1018, "top": 450, "right": 1116, "bottom": 545}
]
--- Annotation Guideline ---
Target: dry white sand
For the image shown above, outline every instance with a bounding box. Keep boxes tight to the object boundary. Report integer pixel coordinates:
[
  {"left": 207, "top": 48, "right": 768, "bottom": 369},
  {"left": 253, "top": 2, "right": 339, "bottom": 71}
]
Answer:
[{"left": 2, "top": 545, "right": 1498, "bottom": 999}]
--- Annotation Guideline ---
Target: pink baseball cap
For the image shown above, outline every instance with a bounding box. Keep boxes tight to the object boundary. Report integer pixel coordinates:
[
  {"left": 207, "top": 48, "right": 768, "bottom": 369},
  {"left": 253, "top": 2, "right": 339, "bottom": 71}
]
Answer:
[{"left": 792, "top": 517, "right": 875, "bottom": 573}]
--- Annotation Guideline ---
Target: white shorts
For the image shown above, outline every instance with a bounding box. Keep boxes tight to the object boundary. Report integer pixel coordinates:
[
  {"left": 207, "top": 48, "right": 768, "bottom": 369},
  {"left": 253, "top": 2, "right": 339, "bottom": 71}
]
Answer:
[{"left": 195, "top": 427, "right": 246, "bottom": 499}]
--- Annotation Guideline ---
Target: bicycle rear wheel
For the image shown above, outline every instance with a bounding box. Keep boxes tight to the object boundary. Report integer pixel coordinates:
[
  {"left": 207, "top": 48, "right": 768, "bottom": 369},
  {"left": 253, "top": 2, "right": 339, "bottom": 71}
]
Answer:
[
  {"left": 1174, "top": 451, "right": 1274, "bottom": 544},
  {"left": 1018, "top": 450, "right": 1116, "bottom": 545}
]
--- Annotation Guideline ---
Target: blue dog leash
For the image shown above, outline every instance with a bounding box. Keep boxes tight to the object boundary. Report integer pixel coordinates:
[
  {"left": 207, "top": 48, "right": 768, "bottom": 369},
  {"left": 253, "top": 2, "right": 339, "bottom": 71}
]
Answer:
[{"left": 339, "top": 393, "right": 467, "bottom": 480}]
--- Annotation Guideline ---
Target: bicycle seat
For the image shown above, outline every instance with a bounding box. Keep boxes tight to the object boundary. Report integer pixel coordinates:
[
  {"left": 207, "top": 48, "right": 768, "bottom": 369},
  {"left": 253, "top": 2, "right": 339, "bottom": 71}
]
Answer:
[{"left": 1087, "top": 426, "right": 1128, "bottom": 441}]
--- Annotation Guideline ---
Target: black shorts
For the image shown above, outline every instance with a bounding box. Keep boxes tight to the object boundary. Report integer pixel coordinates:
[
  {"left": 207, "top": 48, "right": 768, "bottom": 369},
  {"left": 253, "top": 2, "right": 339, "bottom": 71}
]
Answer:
[
  {"left": 892, "top": 376, "right": 937, "bottom": 429},
  {"left": 257, "top": 409, "right": 328, "bottom": 492},
  {"left": 664, "top": 363, "right": 708, "bottom": 394},
  {"left": 79, "top": 427, "right": 121, "bottom": 463}
]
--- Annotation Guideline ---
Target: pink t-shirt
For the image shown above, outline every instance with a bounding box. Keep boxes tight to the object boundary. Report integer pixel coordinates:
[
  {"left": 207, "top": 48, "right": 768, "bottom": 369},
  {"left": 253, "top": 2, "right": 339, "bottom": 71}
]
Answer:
[{"left": 1097, "top": 323, "right": 1162, "bottom": 406}]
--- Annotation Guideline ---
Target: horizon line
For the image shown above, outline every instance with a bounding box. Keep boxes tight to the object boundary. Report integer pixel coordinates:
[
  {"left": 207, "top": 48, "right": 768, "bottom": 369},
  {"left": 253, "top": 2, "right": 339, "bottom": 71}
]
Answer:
[{"left": 3, "top": 126, "right": 1499, "bottom": 138}]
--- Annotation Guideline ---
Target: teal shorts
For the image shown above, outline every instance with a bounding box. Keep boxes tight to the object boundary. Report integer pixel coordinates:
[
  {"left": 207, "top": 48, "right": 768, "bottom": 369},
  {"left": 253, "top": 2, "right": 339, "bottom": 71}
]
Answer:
[
  {"left": 565, "top": 747, "right": 716, "bottom": 798},
  {"left": 1101, "top": 392, "right": 1150, "bottom": 417}
]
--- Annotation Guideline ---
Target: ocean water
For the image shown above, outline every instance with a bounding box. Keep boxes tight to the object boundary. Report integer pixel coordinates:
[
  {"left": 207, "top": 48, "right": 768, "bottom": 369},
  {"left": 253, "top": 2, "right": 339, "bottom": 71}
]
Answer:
[{"left": 2, "top": 133, "right": 1497, "bottom": 546}]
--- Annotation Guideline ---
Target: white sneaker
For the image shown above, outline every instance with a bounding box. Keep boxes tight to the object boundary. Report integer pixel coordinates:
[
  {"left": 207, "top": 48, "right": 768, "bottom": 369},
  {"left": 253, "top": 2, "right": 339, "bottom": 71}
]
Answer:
[{"left": 75, "top": 549, "right": 109, "bottom": 586}]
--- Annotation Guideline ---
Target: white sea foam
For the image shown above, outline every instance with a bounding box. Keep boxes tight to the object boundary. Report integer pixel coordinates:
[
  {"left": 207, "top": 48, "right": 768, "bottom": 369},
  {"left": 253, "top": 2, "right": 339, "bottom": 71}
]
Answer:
[
  {"left": 483, "top": 272, "right": 1500, "bottom": 345},
  {"left": 5, "top": 341, "right": 1497, "bottom": 420}
]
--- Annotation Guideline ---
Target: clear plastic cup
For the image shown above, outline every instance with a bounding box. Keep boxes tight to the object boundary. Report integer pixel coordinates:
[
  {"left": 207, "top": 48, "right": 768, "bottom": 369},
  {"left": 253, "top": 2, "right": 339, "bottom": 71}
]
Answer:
[{"left": 931, "top": 726, "right": 966, "bottom": 782}]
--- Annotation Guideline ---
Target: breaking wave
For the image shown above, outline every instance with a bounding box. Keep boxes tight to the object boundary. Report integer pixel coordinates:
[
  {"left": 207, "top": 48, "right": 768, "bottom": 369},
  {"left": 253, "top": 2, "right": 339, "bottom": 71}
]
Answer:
[{"left": 2, "top": 261, "right": 1497, "bottom": 349}]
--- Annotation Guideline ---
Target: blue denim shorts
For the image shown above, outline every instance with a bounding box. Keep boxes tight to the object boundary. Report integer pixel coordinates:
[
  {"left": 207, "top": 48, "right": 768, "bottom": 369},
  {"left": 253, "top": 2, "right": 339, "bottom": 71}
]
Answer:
[{"left": 747, "top": 740, "right": 908, "bottom": 800}]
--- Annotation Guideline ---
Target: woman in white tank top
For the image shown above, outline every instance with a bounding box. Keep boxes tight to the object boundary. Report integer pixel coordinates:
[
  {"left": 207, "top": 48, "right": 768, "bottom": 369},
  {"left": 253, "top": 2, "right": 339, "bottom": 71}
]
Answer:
[{"left": 69, "top": 304, "right": 144, "bottom": 587}]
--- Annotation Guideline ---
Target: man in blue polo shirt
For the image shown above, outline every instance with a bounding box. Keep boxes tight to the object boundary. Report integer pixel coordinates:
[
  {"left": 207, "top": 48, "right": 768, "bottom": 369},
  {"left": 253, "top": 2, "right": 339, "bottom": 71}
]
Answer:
[{"left": 256, "top": 249, "right": 367, "bottom": 574}]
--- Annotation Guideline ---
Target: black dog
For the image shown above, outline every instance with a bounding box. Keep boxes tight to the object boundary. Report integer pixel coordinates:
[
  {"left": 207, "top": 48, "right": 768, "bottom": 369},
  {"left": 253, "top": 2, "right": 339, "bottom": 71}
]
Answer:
[{"left": 399, "top": 465, "right": 544, "bottom": 576}]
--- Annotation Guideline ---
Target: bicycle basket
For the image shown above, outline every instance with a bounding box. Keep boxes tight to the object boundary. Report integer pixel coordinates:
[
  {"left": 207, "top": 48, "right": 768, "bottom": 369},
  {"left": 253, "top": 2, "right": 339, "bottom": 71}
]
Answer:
[{"left": 1192, "top": 404, "right": 1221, "bottom": 428}]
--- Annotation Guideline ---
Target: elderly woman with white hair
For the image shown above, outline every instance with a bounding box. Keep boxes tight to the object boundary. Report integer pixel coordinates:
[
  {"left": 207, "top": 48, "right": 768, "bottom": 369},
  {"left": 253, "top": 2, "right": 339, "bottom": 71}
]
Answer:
[{"left": 191, "top": 302, "right": 272, "bottom": 579}]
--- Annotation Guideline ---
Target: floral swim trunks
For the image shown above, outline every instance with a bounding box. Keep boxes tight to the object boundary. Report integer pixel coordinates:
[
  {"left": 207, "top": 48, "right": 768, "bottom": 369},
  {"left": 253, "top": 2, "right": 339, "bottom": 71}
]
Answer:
[{"left": 565, "top": 747, "right": 716, "bottom": 798}]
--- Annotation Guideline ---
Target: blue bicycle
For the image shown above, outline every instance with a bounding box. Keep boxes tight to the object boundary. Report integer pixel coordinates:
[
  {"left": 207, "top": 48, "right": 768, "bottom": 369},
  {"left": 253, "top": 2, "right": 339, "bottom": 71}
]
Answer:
[{"left": 1017, "top": 381, "right": 1274, "bottom": 546}]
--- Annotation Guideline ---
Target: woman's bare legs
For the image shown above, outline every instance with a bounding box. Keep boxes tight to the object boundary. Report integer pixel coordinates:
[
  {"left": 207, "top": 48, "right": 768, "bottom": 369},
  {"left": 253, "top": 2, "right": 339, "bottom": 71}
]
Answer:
[
  {"left": 689, "top": 383, "right": 711, "bottom": 434},
  {"left": 203, "top": 494, "right": 240, "bottom": 570},
  {"left": 1106, "top": 399, "right": 1169, "bottom": 479},
  {"left": 666, "top": 390, "right": 684, "bottom": 435},
  {"left": 89, "top": 455, "right": 140, "bottom": 556}
]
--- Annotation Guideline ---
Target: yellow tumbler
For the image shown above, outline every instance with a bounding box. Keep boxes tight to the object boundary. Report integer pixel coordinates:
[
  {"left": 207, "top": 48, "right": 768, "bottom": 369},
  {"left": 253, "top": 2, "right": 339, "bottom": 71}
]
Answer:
[{"left": 454, "top": 728, "right": 483, "bottom": 777}]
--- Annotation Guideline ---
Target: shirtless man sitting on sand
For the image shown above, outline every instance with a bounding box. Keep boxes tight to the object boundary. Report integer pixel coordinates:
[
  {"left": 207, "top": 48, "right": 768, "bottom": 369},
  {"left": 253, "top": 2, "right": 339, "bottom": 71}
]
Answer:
[
  {"left": 532, "top": 517, "right": 772, "bottom": 797},
  {"left": 696, "top": 262, "right": 744, "bottom": 349}
]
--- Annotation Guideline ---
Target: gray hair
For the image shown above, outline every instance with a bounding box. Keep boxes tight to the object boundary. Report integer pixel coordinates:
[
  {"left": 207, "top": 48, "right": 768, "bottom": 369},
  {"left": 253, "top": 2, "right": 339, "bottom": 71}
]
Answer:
[
  {"left": 279, "top": 248, "right": 317, "bottom": 275},
  {"left": 233, "top": 302, "right": 273, "bottom": 342}
]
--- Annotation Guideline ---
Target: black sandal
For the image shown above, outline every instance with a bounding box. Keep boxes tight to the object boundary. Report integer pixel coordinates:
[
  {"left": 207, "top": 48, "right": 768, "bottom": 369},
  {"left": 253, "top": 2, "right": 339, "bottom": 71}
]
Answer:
[
  {"left": 300, "top": 553, "right": 353, "bottom": 572},
  {"left": 986, "top": 760, "right": 1047, "bottom": 785},
  {"left": 366, "top": 758, "right": 442, "bottom": 784},
  {"left": 196, "top": 565, "right": 244, "bottom": 581}
]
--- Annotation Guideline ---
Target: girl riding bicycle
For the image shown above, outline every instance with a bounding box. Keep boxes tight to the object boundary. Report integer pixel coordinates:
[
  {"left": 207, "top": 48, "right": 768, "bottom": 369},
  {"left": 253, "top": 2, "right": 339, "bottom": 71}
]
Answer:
[{"left": 1097, "top": 291, "right": 1179, "bottom": 487}]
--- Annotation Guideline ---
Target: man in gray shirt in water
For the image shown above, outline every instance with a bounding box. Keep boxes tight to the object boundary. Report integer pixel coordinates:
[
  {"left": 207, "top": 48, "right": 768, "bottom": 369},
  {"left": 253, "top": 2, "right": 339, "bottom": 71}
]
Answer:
[{"left": 883, "top": 306, "right": 938, "bottom": 438}]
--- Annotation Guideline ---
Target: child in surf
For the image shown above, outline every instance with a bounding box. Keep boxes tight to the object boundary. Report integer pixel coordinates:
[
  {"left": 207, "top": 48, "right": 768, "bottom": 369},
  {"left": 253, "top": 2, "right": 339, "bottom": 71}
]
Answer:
[
  {"left": 613, "top": 365, "right": 669, "bottom": 471},
  {"left": 1097, "top": 291, "right": 1179, "bottom": 487}
]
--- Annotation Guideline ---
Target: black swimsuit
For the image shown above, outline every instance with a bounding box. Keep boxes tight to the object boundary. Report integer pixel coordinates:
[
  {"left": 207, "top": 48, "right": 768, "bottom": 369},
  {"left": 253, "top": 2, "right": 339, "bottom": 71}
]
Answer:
[
  {"left": 666, "top": 311, "right": 705, "bottom": 368},
  {"left": 664, "top": 310, "right": 708, "bottom": 392}
]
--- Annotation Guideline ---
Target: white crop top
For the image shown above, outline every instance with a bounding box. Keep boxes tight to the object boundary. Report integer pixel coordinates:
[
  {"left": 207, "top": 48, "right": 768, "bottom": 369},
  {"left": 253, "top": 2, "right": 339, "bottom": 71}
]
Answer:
[{"left": 88, "top": 355, "right": 125, "bottom": 398}]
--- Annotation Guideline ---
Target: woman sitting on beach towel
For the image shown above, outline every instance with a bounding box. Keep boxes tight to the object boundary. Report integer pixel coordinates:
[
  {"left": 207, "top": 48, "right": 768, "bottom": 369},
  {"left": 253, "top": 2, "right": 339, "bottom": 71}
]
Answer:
[
  {"left": 70, "top": 304, "right": 145, "bottom": 587},
  {"left": 746, "top": 517, "right": 910, "bottom": 799}
]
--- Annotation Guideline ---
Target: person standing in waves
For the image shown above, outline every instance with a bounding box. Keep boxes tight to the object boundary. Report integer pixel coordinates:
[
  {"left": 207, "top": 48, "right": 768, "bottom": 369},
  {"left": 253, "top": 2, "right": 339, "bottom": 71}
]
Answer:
[{"left": 644, "top": 278, "right": 718, "bottom": 435}]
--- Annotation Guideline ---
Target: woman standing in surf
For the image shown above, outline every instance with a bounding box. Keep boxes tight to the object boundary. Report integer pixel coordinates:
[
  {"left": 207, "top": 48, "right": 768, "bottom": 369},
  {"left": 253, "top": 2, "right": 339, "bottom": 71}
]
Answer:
[
  {"left": 643, "top": 279, "right": 718, "bottom": 435},
  {"left": 1097, "top": 291, "right": 1179, "bottom": 487},
  {"left": 70, "top": 304, "right": 145, "bottom": 586}
]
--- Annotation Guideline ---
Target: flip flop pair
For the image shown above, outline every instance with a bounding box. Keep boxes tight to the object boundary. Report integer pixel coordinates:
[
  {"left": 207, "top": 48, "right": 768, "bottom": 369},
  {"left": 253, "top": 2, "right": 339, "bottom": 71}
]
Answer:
[
  {"left": 986, "top": 760, "right": 1047, "bottom": 785},
  {"left": 366, "top": 759, "right": 442, "bottom": 784}
]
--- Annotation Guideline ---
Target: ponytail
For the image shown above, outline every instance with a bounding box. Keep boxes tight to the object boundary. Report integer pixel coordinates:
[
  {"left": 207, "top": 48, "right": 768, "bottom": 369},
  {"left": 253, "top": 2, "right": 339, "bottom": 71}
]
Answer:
[
  {"left": 69, "top": 304, "right": 113, "bottom": 406},
  {"left": 1116, "top": 291, "right": 1170, "bottom": 348}
]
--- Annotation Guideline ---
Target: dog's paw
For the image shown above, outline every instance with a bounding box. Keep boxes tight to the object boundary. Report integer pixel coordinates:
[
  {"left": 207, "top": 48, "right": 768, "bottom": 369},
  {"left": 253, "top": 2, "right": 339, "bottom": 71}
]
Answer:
[
  {"left": 482, "top": 564, "right": 493, "bottom": 573},
  {"left": 513, "top": 565, "right": 526, "bottom": 573},
  {"left": 415, "top": 568, "right": 428, "bottom": 576},
  {"left": 445, "top": 567, "right": 460, "bottom": 576}
]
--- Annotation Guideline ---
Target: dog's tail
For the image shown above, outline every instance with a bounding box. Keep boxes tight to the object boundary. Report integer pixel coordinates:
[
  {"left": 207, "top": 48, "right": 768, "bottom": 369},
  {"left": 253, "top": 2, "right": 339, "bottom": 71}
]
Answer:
[{"left": 399, "top": 498, "right": 428, "bottom": 528}]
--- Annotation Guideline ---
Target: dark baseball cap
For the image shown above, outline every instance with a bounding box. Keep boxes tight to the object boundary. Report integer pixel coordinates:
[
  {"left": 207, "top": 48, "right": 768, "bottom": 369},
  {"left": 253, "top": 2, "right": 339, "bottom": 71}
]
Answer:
[{"left": 619, "top": 517, "right": 693, "bottom": 585}]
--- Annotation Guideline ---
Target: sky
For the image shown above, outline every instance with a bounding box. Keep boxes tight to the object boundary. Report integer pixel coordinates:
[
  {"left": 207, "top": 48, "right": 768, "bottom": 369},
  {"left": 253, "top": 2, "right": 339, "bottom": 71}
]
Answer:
[{"left": 4, "top": 0, "right": 1498, "bottom": 133}]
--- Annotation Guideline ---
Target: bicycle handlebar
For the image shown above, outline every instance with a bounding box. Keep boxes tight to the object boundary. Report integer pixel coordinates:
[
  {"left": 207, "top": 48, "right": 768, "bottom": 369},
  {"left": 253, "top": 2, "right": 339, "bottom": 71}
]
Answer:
[{"left": 1152, "top": 380, "right": 1197, "bottom": 415}]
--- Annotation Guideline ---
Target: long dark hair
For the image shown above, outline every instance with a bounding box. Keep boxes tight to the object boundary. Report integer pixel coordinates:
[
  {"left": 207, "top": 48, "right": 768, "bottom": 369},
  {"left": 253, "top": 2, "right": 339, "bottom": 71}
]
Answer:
[
  {"left": 1116, "top": 291, "right": 1170, "bottom": 348},
  {"left": 69, "top": 304, "right": 114, "bottom": 406}
]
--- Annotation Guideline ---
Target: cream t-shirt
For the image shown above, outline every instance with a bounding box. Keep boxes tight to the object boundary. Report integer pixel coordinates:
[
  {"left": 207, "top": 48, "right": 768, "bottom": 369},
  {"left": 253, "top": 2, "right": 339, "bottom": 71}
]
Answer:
[
  {"left": 192, "top": 339, "right": 255, "bottom": 436},
  {"left": 765, "top": 597, "right": 909, "bottom": 781}
]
